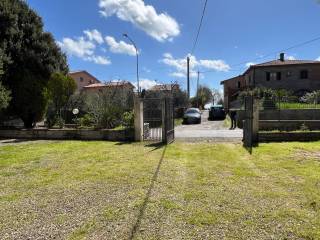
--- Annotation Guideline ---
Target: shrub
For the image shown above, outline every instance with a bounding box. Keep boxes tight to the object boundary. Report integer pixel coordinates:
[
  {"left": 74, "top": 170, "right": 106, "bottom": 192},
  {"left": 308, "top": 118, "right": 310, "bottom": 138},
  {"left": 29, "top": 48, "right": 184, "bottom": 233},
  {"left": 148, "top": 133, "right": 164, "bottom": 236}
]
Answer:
[{"left": 122, "top": 111, "right": 134, "bottom": 128}]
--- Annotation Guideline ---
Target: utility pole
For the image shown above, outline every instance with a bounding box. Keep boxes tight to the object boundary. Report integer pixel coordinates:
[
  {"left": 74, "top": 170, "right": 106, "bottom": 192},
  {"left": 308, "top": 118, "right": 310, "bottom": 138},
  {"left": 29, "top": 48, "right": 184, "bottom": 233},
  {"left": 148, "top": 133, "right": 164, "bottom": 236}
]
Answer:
[
  {"left": 196, "top": 70, "right": 200, "bottom": 108},
  {"left": 187, "top": 56, "right": 190, "bottom": 99}
]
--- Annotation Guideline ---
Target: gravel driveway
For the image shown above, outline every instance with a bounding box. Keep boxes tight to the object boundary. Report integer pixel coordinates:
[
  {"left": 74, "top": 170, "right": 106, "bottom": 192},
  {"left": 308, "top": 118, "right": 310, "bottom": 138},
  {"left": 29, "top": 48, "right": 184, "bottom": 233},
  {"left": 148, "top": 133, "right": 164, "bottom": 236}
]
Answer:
[{"left": 175, "top": 110, "right": 243, "bottom": 142}]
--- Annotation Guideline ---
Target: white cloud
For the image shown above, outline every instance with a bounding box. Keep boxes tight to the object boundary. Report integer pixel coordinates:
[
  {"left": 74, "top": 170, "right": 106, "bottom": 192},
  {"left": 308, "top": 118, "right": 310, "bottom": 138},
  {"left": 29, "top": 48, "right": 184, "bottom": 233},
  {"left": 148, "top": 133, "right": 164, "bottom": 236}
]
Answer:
[
  {"left": 84, "top": 29, "right": 104, "bottom": 44},
  {"left": 57, "top": 35, "right": 111, "bottom": 65},
  {"left": 99, "top": 0, "right": 180, "bottom": 42},
  {"left": 316, "top": 57, "right": 320, "bottom": 61},
  {"left": 161, "top": 53, "right": 230, "bottom": 78},
  {"left": 245, "top": 62, "right": 256, "bottom": 68},
  {"left": 199, "top": 60, "right": 231, "bottom": 72},
  {"left": 85, "top": 56, "right": 111, "bottom": 65},
  {"left": 105, "top": 36, "right": 136, "bottom": 56},
  {"left": 134, "top": 78, "right": 157, "bottom": 90},
  {"left": 57, "top": 37, "right": 95, "bottom": 58}
]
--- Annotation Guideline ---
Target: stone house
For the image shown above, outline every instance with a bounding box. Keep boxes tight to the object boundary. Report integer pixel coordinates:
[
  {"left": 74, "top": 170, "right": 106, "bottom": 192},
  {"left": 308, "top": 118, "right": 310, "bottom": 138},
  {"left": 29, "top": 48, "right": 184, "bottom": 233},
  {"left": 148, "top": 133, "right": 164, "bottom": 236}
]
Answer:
[{"left": 221, "top": 53, "right": 320, "bottom": 110}]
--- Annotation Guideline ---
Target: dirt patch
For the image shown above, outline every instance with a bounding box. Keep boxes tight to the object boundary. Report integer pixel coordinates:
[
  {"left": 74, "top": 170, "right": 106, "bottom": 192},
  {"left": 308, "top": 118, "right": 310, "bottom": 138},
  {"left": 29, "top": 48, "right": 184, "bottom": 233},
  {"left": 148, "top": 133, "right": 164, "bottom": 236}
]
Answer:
[{"left": 294, "top": 150, "right": 320, "bottom": 162}]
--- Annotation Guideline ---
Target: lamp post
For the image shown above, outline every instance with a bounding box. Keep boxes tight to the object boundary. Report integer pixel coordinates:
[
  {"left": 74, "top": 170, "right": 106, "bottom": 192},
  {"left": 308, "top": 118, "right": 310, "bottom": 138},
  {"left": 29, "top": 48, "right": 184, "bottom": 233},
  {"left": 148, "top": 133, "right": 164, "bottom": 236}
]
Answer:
[{"left": 123, "top": 33, "right": 140, "bottom": 94}]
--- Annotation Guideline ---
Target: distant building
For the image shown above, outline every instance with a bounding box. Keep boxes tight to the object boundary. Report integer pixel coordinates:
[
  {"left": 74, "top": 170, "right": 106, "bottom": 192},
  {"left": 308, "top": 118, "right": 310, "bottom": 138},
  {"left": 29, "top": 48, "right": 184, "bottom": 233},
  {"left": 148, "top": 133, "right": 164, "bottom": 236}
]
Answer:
[
  {"left": 83, "top": 80, "right": 135, "bottom": 94},
  {"left": 150, "top": 84, "right": 180, "bottom": 92},
  {"left": 221, "top": 53, "right": 320, "bottom": 110},
  {"left": 69, "top": 70, "right": 100, "bottom": 91}
]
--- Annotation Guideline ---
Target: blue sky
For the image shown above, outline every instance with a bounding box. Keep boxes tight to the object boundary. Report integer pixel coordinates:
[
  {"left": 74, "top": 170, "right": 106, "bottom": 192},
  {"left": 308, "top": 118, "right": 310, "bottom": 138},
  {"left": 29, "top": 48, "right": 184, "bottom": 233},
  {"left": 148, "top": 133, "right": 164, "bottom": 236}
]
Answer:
[{"left": 26, "top": 0, "right": 320, "bottom": 95}]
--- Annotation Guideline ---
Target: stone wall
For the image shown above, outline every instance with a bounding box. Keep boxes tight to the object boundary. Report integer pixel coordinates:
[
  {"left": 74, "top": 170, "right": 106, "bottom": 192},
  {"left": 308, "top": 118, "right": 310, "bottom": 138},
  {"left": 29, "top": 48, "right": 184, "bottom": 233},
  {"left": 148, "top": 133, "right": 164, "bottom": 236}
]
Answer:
[
  {"left": 237, "top": 109, "right": 320, "bottom": 130},
  {"left": 259, "top": 132, "right": 320, "bottom": 142},
  {"left": 0, "top": 128, "right": 134, "bottom": 141}
]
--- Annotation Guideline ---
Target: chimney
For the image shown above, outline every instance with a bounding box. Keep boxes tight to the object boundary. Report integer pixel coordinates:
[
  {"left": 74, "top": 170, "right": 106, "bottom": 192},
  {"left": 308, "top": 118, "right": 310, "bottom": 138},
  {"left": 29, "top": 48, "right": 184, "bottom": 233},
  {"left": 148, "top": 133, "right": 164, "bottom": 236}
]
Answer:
[{"left": 279, "top": 53, "right": 285, "bottom": 62}]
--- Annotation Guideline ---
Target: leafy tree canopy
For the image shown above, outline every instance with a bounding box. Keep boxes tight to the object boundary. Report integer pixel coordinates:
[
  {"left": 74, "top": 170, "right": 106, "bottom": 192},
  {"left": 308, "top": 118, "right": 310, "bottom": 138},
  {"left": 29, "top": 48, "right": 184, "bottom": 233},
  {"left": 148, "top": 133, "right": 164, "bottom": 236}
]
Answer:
[
  {"left": 0, "top": 0, "right": 68, "bottom": 127},
  {"left": 48, "top": 73, "right": 77, "bottom": 113}
]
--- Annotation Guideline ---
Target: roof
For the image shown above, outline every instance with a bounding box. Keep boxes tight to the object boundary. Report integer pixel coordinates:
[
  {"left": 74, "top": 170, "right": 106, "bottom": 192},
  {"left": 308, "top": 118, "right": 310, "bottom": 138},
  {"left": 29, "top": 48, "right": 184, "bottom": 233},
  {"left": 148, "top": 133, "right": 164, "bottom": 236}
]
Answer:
[
  {"left": 105, "top": 81, "right": 135, "bottom": 88},
  {"left": 243, "top": 59, "right": 320, "bottom": 75},
  {"left": 83, "top": 81, "right": 135, "bottom": 89},
  {"left": 220, "top": 75, "right": 244, "bottom": 85},
  {"left": 83, "top": 83, "right": 107, "bottom": 89},
  {"left": 221, "top": 59, "right": 320, "bottom": 84},
  {"left": 69, "top": 70, "right": 100, "bottom": 83},
  {"left": 150, "top": 84, "right": 179, "bottom": 91},
  {"left": 254, "top": 59, "right": 320, "bottom": 67}
]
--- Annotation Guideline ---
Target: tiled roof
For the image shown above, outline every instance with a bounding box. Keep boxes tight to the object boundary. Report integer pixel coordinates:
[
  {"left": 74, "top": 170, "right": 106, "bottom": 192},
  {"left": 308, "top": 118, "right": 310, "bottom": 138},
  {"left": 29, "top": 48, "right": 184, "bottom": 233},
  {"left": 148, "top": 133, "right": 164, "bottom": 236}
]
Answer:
[
  {"left": 253, "top": 60, "right": 320, "bottom": 67},
  {"left": 83, "top": 83, "right": 107, "bottom": 88},
  {"left": 105, "top": 81, "right": 134, "bottom": 88},
  {"left": 83, "top": 81, "right": 135, "bottom": 89}
]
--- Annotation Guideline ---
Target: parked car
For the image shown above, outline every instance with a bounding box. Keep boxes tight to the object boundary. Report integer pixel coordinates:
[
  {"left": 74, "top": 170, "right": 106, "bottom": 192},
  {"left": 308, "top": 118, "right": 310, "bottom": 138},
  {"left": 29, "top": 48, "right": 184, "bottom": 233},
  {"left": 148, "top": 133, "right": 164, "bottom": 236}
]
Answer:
[
  {"left": 208, "top": 105, "right": 226, "bottom": 120},
  {"left": 183, "top": 108, "right": 202, "bottom": 124}
]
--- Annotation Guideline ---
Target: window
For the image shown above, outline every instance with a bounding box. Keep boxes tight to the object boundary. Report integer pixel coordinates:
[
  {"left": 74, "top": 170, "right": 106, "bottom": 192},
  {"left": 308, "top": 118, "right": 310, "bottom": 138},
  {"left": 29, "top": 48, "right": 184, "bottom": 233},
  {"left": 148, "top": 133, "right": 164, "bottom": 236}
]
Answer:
[
  {"left": 300, "top": 70, "right": 309, "bottom": 79},
  {"left": 237, "top": 81, "right": 241, "bottom": 89},
  {"left": 79, "top": 77, "right": 84, "bottom": 82},
  {"left": 266, "top": 72, "right": 271, "bottom": 81},
  {"left": 277, "top": 72, "right": 282, "bottom": 80}
]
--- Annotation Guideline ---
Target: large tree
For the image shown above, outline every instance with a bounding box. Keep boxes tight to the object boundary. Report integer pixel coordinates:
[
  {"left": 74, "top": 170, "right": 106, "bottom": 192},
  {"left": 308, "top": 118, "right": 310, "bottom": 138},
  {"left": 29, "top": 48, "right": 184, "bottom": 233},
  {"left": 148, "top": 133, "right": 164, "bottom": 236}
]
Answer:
[
  {"left": 192, "top": 85, "right": 213, "bottom": 109},
  {"left": 0, "top": 0, "right": 68, "bottom": 128}
]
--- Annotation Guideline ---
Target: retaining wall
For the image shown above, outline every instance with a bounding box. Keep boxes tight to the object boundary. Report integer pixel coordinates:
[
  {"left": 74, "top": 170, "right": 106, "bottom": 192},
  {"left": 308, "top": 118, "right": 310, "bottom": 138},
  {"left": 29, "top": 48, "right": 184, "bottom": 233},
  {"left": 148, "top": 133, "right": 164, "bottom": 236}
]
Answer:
[
  {"left": 237, "top": 109, "right": 320, "bottom": 130},
  {"left": 0, "top": 128, "right": 134, "bottom": 141},
  {"left": 259, "top": 132, "right": 320, "bottom": 142}
]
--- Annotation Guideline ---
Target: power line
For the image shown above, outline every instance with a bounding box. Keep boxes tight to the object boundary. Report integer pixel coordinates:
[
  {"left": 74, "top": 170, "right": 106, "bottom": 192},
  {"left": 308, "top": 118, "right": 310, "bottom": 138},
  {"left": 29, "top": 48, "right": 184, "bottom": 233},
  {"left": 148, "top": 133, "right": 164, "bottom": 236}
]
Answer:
[
  {"left": 194, "top": 34, "right": 320, "bottom": 75},
  {"left": 191, "top": 0, "right": 208, "bottom": 55},
  {"left": 230, "top": 34, "right": 320, "bottom": 68}
]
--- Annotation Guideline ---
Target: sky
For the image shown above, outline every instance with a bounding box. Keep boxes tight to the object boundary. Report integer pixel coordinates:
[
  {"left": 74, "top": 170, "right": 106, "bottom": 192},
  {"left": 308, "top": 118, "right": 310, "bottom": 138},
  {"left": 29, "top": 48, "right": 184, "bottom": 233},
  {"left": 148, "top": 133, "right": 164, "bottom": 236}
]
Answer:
[{"left": 26, "top": 0, "right": 320, "bottom": 96}]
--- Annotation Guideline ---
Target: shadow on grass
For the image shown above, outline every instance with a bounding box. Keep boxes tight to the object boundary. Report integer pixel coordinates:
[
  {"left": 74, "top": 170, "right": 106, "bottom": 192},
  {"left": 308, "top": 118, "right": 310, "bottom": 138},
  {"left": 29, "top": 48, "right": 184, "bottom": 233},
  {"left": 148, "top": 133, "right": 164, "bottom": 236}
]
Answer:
[
  {"left": 145, "top": 142, "right": 166, "bottom": 152},
  {"left": 128, "top": 145, "right": 167, "bottom": 240}
]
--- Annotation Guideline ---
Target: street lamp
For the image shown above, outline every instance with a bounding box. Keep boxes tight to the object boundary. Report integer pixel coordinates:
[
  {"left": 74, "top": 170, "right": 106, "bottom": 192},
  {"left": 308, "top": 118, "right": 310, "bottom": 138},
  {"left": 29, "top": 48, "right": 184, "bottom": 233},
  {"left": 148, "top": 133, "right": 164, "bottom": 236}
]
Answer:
[{"left": 123, "top": 33, "right": 140, "bottom": 94}]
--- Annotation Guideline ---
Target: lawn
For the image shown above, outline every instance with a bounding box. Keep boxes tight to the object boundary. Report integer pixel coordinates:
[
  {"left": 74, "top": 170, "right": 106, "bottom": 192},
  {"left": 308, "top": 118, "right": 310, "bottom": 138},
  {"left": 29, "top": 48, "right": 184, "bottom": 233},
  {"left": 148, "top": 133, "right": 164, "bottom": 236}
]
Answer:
[{"left": 0, "top": 141, "right": 320, "bottom": 239}]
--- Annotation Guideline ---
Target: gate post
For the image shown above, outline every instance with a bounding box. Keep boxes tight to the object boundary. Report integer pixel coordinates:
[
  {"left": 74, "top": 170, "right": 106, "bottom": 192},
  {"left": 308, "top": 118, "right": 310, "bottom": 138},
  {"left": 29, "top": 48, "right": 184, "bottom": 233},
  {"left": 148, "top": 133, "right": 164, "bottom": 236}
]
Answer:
[
  {"left": 243, "top": 96, "right": 259, "bottom": 148},
  {"left": 134, "top": 96, "right": 144, "bottom": 142},
  {"left": 252, "top": 98, "right": 259, "bottom": 143},
  {"left": 162, "top": 98, "right": 167, "bottom": 144}
]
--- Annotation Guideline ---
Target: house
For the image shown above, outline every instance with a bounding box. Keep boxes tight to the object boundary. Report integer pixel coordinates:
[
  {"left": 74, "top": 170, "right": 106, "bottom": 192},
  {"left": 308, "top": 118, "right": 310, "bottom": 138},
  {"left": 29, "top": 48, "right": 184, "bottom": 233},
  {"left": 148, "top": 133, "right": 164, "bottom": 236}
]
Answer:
[
  {"left": 221, "top": 53, "right": 320, "bottom": 110},
  {"left": 83, "top": 80, "right": 135, "bottom": 94},
  {"left": 69, "top": 70, "right": 101, "bottom": 91},
  {"left": 150, "top": 84, "right": 180, "bottom": 92}
]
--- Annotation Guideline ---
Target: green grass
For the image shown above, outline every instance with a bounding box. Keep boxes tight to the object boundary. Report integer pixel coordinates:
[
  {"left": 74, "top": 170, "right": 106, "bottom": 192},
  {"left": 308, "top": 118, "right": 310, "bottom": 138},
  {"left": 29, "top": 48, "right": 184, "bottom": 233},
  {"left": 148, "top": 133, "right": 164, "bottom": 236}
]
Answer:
[{"left": 0, "top": 141, "right": 320, "bottom": 239}]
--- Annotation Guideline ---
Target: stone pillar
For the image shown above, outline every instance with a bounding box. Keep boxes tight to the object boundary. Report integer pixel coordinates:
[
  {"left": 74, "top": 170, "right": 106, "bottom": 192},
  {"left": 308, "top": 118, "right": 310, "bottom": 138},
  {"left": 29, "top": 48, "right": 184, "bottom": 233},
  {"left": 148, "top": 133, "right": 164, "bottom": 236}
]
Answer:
[
  {"left": 243, "top": 96, "right": 253, "bottom": 148},
  {"left": 134, "top": 96, "right": 144, "bottom": 142},
  {"left": 252, "top": 98, "right": 259, "bottom": 144}
]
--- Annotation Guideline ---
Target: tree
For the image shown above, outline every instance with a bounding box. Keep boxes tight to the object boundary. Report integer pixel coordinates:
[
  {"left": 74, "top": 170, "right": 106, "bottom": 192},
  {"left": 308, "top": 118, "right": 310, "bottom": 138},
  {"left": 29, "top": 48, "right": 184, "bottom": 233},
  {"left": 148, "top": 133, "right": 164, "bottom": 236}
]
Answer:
[
  {"left": 194, "top": 85, "right": 213, "bottom": 109},
  {"left": 0, "top": 49, "right": 11, "bottom": 112},
  {"left": 48, "top": 73, "right": 77, "bottom": 116},
  {"left": 0, "top": 81, "right": 11, "bottom": 111},
  {"left": 0, "top": 0, "right": 68, "bottom": 128}
]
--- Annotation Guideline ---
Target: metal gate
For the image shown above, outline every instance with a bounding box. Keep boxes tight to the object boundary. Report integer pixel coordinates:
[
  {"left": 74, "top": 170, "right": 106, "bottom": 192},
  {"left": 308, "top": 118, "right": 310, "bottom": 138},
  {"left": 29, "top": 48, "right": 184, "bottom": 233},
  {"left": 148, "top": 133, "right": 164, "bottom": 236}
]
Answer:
[{"left": 143, "top": 96, "right": 174, "bottom": 144}]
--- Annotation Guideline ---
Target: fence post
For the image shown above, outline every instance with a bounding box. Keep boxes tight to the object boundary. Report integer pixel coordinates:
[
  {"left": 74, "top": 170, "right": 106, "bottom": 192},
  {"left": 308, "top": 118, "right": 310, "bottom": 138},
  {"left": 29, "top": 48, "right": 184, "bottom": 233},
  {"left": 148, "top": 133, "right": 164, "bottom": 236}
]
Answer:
[{"left": 134, "top": 96, "right": 144, "bottom": 142}]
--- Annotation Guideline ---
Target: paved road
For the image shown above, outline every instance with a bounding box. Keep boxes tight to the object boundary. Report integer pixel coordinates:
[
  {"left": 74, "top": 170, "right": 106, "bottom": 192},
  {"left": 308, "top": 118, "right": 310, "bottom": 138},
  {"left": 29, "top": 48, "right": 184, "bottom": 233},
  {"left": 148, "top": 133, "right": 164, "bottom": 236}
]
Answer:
[{"left": 175, "top": 110, "right": 243, "bottom": 142}]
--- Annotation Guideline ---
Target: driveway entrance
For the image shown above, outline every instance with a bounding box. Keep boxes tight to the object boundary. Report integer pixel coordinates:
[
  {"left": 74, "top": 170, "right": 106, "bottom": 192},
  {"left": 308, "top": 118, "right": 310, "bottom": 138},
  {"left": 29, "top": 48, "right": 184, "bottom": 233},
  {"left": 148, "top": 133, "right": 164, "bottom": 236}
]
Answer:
[{"left": 175, "top": 110, "right": 242, "bottom": 142}]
